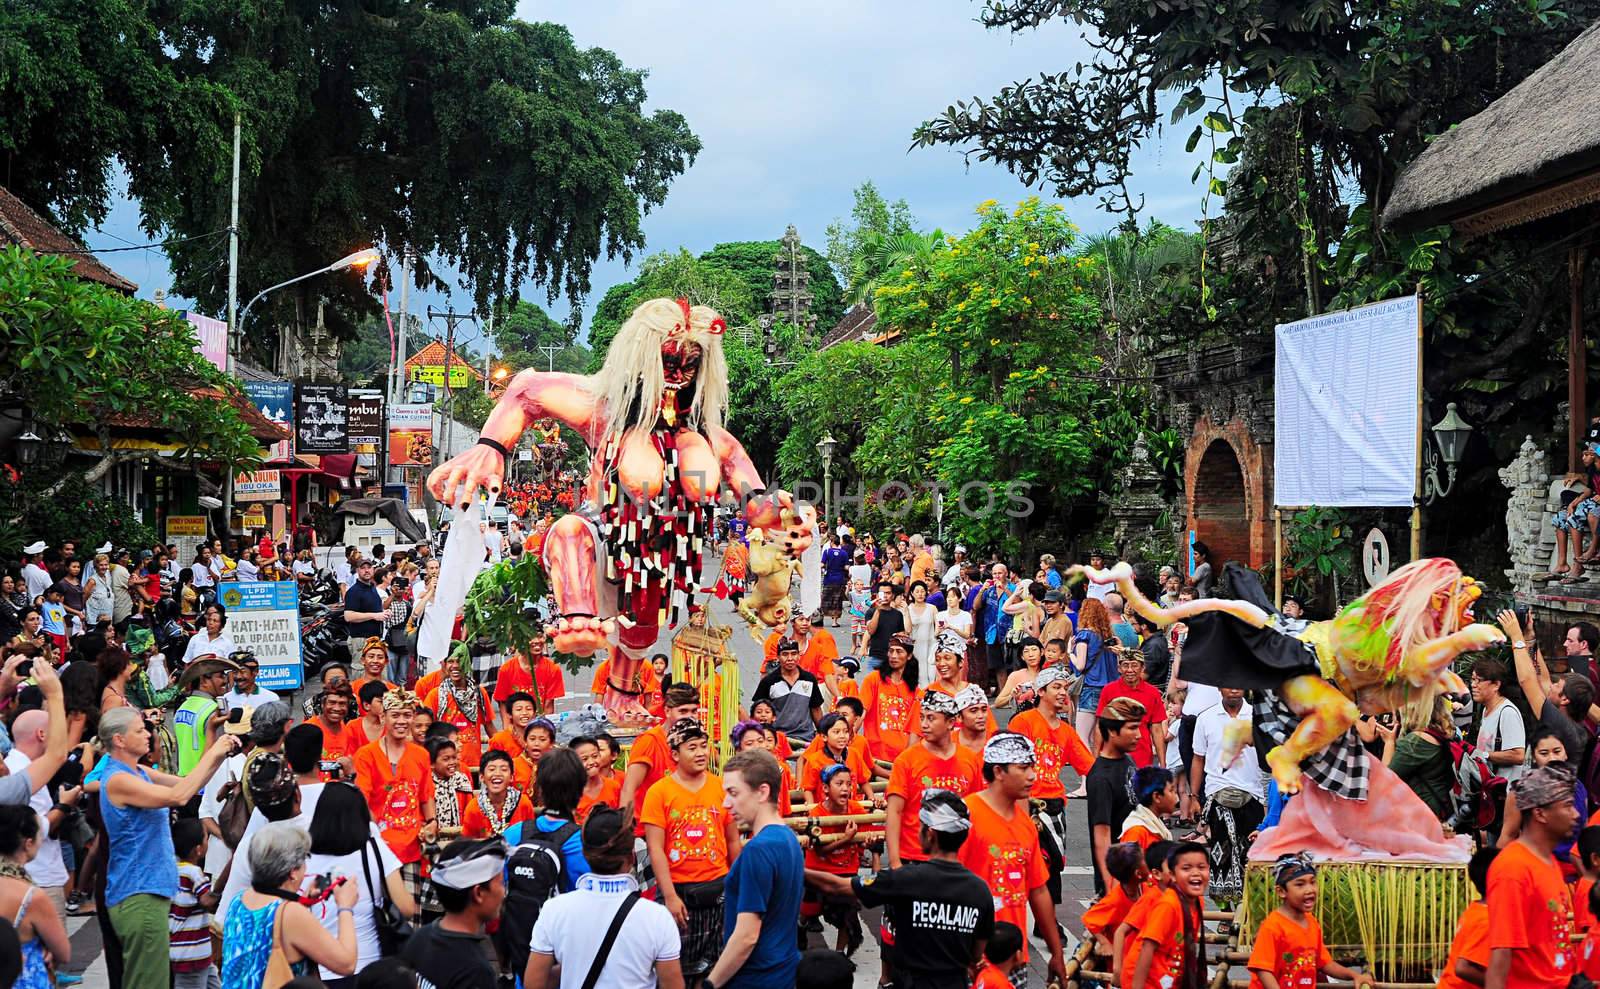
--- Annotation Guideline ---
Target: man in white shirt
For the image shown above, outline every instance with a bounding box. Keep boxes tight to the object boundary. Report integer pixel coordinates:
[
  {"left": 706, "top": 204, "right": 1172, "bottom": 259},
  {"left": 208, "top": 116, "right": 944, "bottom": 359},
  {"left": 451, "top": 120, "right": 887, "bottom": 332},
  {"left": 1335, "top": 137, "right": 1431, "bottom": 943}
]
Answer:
[
  {"left": 5, "top": 710, "right": 76, "bottom": 916},
  {"left": 334, "top": 545, "right": 359, "bottom": 595},
  {"left": 526, "top": 806, "right": 682, "bottom": 989},
  {"left": 221, "top": 654, "right": 281, "bottom": 711},
  {"left": 1188, "top": 687, "right": 1264, "bottom": 902},
  {"left": 1083, "top": 550, "right": 1113, "bottom": 602},
  {"left": 21, "top": 542, "right": 51, "bottom": 603},
  {"left": 941, "top": 545, "right": 967, "bottom": 588}
]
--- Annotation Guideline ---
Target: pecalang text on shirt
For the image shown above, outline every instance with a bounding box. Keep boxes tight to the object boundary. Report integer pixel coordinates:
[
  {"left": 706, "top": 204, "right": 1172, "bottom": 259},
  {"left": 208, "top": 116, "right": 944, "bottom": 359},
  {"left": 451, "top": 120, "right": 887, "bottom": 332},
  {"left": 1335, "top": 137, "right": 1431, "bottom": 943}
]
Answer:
[{"left": 911, "top": 898, "right": 983, "bottom": 933}]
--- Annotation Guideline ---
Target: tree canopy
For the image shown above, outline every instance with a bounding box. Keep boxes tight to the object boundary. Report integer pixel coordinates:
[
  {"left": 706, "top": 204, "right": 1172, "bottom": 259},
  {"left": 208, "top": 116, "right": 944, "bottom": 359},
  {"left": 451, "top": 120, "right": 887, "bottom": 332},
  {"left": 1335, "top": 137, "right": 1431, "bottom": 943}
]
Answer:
[{"left": 0, "top": 0, "right": 700, "bottom": 362}]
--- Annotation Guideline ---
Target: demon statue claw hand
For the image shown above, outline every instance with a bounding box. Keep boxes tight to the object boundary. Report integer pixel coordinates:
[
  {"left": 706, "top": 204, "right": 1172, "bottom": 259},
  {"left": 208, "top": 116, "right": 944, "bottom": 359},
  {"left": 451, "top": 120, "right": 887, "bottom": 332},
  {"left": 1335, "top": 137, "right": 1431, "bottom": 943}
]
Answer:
[{"left": 428, "top": 297, "right": 815, "bottom": 724}]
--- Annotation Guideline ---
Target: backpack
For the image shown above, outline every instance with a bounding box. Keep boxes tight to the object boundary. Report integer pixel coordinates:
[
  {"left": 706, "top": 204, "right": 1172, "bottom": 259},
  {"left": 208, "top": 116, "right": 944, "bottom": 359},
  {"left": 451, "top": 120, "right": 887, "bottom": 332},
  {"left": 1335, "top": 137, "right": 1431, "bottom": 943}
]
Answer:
[
  {"left": 1437, "top": 714, "right": 1508, "bottom": 832},
  {"left": 495, "top": 819, "right": 581, "bottom": 976}
]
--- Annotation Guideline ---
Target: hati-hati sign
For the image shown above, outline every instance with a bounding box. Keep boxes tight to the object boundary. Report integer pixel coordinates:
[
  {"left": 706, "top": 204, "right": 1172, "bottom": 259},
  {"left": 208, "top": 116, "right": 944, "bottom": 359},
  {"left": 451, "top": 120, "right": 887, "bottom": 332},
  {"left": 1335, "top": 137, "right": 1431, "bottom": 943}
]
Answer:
[{"left": 219, "top": 581, "right": 303, "bottom": 691}]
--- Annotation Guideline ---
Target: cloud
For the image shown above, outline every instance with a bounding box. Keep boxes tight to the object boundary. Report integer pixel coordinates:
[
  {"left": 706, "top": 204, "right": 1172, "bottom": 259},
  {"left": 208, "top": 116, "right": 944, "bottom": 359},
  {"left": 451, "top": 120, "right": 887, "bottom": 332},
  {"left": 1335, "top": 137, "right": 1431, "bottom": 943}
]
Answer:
[{"left": 89, "top": 0, "right": 1208, "bottom": 338}]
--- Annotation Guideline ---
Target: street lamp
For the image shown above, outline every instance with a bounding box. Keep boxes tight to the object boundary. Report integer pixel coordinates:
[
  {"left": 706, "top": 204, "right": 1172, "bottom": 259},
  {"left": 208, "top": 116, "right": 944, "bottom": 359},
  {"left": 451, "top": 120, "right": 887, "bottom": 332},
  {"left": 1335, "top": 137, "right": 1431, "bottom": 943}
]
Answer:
[
  {"left": 14, "top": 428, "right": 42, "bottom": 467},
  {"left": 816, "top": 432, "right": 836, "bottom": 525},
  {"left": 1422, "top": 402, "right": 1473, "bottom": 503},
  {"left": 233, "top": 247, "right": 382, "bottom": 356}
]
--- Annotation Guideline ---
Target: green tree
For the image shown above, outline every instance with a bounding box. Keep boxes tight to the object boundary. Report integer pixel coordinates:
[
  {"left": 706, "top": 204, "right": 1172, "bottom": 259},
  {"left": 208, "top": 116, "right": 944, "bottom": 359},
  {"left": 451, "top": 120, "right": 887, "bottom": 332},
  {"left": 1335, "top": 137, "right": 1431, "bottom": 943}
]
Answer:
[
  {"left": 0, "top": 247, "right": 261, "bottom": 512},
  {"left": 825, "top": 181, "right": 917, "bottom": 285},
  {"left": 0, "top": 1, "right": 700, "bottom": 363},
  {"left": 586, "top": 249, "right": 758, "bottom": 363},
  {"left": 843, "top": 229, "right": 946, "bottom": 308},
  {"left": 337, "top": 318, "right": 396, "bottom": 389}
]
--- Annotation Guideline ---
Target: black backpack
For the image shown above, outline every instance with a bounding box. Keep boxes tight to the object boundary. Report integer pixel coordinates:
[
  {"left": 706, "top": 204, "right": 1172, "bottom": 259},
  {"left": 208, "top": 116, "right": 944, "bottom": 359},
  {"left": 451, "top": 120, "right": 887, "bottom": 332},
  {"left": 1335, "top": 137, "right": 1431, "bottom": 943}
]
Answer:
[{"left": 495, "top": 819, "right": 581, "bottom": 976}]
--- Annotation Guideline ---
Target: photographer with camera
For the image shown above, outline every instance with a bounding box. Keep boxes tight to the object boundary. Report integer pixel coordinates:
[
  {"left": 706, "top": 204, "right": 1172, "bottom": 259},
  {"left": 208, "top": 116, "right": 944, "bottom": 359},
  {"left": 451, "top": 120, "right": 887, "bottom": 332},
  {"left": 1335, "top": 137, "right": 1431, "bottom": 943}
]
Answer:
[
  {"left": 4, "top": 705, "right": 84, "bottom": 974},
  {"left": 0, "top": 656, "right": 71, "bottom": 809}
]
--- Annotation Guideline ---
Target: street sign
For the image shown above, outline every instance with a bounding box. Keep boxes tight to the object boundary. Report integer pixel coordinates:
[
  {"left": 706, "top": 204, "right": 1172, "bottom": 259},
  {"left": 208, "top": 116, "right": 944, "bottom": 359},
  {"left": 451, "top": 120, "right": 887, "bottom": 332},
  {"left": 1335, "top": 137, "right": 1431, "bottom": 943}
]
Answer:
[
  {"left": 234, "top": 471, "right": 281, "bottom": 500},
  {"left": 295, "top": 384, "right": 349, "bottom": 453},
  {"left": 388, "top": 403, "right": 434, "bottom": 466},
  {"left": 219, "top": 581, "right": 303, "bottom": 691},
  {"left": 1362, "top": 528, "right": 1391, "bottom": 587}
]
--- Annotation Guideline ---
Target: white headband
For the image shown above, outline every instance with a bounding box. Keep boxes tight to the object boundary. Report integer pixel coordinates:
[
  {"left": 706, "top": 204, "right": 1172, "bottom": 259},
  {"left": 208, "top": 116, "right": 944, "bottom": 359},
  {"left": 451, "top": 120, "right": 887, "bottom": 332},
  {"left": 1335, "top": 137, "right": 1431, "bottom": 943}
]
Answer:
[
  {"left": 953, "top": 684, "right": 988, "bottom": 712},
  {"left": 431, "top": 848, "right": 507, "bottom": 889},
  {"left": 1032, "top": 666, "right": 1072, "bottom": 690},
  {"left": 918, "top": 791, "right": 971, "bottom": 833},
  {"left": 983, "top": 732, "right": 1036, "bottom": 765}
]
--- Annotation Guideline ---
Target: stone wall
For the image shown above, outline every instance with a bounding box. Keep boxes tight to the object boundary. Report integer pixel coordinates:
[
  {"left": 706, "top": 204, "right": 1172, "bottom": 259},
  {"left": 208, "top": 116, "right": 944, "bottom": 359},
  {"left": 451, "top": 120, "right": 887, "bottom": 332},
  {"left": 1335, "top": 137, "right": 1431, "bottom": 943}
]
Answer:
[{"left": 1183, "top": 414, "right": 1273, "bottom": 570}]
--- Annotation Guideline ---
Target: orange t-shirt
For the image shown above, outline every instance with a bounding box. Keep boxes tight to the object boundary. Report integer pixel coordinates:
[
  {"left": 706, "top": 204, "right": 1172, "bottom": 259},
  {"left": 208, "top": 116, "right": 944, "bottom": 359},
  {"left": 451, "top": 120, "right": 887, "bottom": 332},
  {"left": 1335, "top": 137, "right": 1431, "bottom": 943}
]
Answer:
[
  {"left": 590, "top": 659, "right": 661, "bottom": 709},
  {"left": 627, "top": 727, "right": 675, "bottom": 822},
  {"left": 1438, "top": 901, "right": 1492, "bottom": 989},
  {"left": 461, "top": 790, "right": 535, "bottom": 838},
  {"left": 424, "top": 685, "right": 493, "bottom": 771},
  {"left": 862, "top": 672, "right": 919, "bottom": 762},
  {"left": 833, "top": 678, "right": 860, "bottom": 708},
  {"left": 493, "top": 655, "right": 566, "bottom": 711},
  {"left": 351, "top": 676, "right": 398, "bottom": 701},
  {"left": 640, "top": 773, "right": 732, "bottom": 884},
  {"left": 1119, "top": 824, "right": 1164, "bottom": 852},
  {"left": 1082, "top": 881, "right": 1138, "bottom": 943},
  {"left": 1118, "top": 882, "right": 1166, "bottom": 967},
  {"left": 1247, "top": 910, "right": 1331, "bottom": 989},
  {"left": 1578, "top": 877, "right": 1596, "bottom": 933},
  {"left": 972, "top": 963, "right": 1011, "bottom": 989},
  {"left": 342, "top": 718, "right": 381, "bottom": 758},
  {"left": 487, "top": 727, "right": 523, "bottom": 758},
  {"left": 577, "top": 774, "right": 622, "bottom": 822},
  {"left": 1486, "top": 840, "right": 1575, "bottom": 988},
  {"left": 1122, "top": 888, "right": 1191, "bottom": 989},
  {"left": 1008, "top": 708, "right": 1093, "bottom": 800},
  {"left": 414, "top": 668, "right": 442, "bottom": 701},
  {"left": 307, "top": 716, "right": 352, "bottom": 781},
  {"left": 351, "top": 739, "right": 436, "bottom": 865},
  {"left": 798, "top": 745, "right": 874, "bottom": 805},
  {"left": 959, "top": 794, "right": 1049, "bottom": 960},
  {"left": 926, "top": 681, "right": 998, "bottom": 735},
  {"left": 888, "top": 743, "right": 982, "bottom": 861},
  {"left": 804, "top": 799, "right": 867, "bottom": 874}
]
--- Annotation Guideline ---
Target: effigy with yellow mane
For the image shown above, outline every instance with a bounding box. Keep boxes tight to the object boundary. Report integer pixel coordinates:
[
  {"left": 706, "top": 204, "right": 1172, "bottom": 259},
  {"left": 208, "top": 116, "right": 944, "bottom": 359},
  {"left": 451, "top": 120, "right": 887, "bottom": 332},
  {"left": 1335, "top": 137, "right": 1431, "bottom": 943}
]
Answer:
[{"left": 1076, "top": 557, "right": 1502, "bottom": 862}]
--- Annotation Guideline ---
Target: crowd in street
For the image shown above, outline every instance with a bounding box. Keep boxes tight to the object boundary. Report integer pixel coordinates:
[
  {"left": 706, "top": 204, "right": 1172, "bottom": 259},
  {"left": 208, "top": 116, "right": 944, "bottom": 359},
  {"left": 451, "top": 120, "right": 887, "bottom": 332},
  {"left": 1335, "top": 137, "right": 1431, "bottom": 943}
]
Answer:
[{"left": 0, "top": 523, "right": 1594, "bottom": 989}]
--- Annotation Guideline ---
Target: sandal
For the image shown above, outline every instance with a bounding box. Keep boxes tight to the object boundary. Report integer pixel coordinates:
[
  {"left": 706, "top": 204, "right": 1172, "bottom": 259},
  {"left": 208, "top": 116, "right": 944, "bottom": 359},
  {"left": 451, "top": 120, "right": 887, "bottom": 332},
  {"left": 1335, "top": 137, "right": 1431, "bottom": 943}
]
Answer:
[{"left": 1561, "top": 574, "right": 1587, "bottom": 585}]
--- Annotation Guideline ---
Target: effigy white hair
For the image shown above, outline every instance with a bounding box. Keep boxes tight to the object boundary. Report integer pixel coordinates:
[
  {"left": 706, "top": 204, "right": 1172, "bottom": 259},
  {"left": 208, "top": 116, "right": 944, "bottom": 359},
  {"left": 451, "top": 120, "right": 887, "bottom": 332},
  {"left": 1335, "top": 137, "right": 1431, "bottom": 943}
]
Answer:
[{"left": 586, "top": 297, "right": 729, "bottom": 440}]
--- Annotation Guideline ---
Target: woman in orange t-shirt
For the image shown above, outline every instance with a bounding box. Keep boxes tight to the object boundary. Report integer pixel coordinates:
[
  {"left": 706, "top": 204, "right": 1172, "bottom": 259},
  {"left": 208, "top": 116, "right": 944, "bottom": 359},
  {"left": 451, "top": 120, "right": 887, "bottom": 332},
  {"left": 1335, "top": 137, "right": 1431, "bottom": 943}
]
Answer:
[
  {"left": 461, "top": 749, "right": 535, "bottom": 838},
  {"left": 861, "top": 635, "right": 919, "bottom": 762}
]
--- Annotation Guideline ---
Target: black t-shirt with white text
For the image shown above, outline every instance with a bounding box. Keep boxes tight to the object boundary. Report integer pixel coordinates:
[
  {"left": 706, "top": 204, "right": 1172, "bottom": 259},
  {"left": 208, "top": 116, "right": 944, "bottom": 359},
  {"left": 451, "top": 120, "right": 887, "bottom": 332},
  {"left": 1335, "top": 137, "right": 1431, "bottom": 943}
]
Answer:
[
  {"left": 853, "top": 859, "right": 995, "bottom": 989},
  {"left": 400, "top": 920, "right": 498, "bottom": 989}
]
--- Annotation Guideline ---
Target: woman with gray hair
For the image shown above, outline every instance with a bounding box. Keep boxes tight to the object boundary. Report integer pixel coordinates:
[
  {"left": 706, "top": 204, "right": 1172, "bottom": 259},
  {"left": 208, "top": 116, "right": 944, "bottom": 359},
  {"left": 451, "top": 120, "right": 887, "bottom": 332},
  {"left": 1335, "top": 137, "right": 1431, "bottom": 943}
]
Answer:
[
  {"left": 221, "top": 821, "right": 359, "bottom": 987},
  {"left": 98, "top": 705, "right": 239, "bottom": 989}
]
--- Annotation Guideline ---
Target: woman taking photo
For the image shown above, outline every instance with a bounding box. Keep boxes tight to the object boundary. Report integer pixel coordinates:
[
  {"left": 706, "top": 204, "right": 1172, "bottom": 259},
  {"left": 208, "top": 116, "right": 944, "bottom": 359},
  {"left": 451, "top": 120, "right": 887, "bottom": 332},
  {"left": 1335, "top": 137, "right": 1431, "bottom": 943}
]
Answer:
[
  {"left": 222, "top": 821, "right": 360, "bottom": 987},
  {"left": 1376, "top": 697, "right": 1457, "bottom": 823},
  {"left": 304, "top": 783, "right": 418, "bottom": 986}
]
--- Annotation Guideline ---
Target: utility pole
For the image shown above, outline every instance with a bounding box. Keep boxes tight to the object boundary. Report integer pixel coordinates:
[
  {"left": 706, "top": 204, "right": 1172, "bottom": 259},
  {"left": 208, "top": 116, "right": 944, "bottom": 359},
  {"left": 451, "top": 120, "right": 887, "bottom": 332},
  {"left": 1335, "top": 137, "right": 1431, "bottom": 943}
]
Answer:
[
  {"left": 483, "top": 309, "right": 496, "bottom": 394},
  {"left": 427, "top": 307, "right": 478, "bottom": 467},
  {"left": 539, "top": 343, "right": 561, "bottom": 372},
  {"left": 391, "top": 248, "right": 413, "bottom": 407},
  {"left": 223, "top": 110, "right": 242, "bottom": 535}
]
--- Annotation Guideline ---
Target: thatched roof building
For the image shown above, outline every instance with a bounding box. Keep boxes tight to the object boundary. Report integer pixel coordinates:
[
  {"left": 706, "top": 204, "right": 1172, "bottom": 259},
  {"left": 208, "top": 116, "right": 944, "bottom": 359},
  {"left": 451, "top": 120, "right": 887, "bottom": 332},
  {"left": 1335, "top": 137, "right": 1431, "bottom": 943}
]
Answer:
[{"left": 1382, "top": 19, "right": 1600, "bottom": 237}]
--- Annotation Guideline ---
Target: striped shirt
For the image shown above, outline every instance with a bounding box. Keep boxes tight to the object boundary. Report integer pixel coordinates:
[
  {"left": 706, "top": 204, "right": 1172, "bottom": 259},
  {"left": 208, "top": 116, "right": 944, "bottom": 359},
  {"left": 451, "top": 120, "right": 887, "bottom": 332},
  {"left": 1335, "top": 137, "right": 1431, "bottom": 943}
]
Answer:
[{"left": 169, "top": 861, "right": 214, "bottom": 971}]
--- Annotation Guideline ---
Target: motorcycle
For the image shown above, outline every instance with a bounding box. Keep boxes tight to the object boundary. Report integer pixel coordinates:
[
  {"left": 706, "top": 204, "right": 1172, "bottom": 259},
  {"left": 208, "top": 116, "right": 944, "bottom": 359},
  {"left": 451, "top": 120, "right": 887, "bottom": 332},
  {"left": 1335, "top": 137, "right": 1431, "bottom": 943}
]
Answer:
[{"left": 299, "top": 567, "right": 349, "bottom": 676}]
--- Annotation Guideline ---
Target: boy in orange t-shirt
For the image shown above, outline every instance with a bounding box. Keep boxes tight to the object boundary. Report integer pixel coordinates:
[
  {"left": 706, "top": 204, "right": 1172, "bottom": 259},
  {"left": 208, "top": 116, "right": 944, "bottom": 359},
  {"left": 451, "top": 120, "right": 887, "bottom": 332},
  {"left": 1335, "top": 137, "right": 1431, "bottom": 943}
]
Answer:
[
  {"left": 1120, "top": 767, "right": 1179, "bottom": 852},
  {"left": 1248, "top": 854, "right": 1373, "bottom": 989},
  {"left": 1576, "top": 826, "right": 1600, "bottom": 935},
  {"left": 959, "top": 731, "right": 1068, "bottom": 985},
  {"left": 885, "top": 689, "right": 982, "bottom": 867},
  {"left": 972, "top": 922, "right": 1025, "bottom": 989},
  {"left": 1485, "top": 764, "right": 1580, "bottom": 989},
  {"left": 460, "top": 749, "right": 535, "bottom": 838},
  {"left": 640, "top": 717, "right": 740, "bottom": 981},
  {"left": 1124, "top": 842, "right": 1208, "bottom": 989},
  {"left": 423, "top": 655, "right": 494, "bottom": 773},
  {"left": 487, "top": 691, "right": 539, "bottom": 758},
  {"left": 1113, "top": 840, "right": 1176, "bottom": 975},
  {"left": 1438, "top": 847, "right": 1499, "bottom": 989},
  {"left": 1082, "top": 843, "right": 1148, "bottom": 955},
  {"left": 619, "top": 684, "right": 702, "bottom": 829},
  {"left": 572, "top": 735, "right": 622, "bottom": 822},
  {"left": 799, "top": 712, "right": 875, "bottom": 805}
]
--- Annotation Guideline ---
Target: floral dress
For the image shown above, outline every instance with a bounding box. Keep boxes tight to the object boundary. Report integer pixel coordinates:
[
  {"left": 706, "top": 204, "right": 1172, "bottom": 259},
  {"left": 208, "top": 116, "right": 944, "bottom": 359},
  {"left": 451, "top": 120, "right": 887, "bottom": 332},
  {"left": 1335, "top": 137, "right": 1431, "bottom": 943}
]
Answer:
[
  {"left": 222, "top": 895, "right": 309, "bottom": 988},
  {"left": 11, "top": 885, "right": 50, "bottom": 989}
]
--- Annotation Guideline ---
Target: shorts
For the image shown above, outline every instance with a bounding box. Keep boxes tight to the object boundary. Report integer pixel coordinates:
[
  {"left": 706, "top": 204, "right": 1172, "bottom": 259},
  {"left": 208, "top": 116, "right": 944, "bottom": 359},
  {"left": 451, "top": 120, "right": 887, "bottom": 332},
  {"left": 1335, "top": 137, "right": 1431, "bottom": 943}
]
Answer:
[
  {"left": 1078, "top": 684, "right": 1104, "bottom": 718},
  {"left": 1556, "top": 498, "right": 1599, "bottom": 530}
]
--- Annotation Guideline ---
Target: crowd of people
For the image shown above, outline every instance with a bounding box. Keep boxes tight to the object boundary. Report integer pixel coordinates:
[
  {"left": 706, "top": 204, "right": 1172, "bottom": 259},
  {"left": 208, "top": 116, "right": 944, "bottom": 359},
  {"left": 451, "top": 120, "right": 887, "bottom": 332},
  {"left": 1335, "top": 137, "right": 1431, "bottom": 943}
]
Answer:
[{"left": 1, "top": 523, "right": 1597, "bottom": 989}]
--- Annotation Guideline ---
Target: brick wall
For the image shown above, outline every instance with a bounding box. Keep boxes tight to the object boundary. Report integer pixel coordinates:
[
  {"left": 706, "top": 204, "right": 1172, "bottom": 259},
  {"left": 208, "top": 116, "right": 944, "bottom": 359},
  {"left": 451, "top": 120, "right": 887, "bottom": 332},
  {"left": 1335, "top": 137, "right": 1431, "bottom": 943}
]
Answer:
[{"left": 1182, "top": 414, "right": 1273, "bottom": 571}]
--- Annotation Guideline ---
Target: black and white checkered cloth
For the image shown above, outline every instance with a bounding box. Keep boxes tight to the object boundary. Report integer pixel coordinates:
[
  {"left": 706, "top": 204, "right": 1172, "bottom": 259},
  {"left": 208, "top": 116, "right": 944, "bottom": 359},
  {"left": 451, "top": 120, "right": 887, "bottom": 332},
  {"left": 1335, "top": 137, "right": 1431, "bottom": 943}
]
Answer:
[{"left": 1253, "top": 690, "right": 1369, "bottom": 801}]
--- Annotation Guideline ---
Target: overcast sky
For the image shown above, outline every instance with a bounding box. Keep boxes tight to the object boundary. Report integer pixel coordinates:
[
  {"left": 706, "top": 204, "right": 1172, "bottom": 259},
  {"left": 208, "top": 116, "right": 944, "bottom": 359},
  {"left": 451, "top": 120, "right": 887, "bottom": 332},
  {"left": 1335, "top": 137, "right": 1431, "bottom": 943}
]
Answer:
[{"left": 88, "top": 0, "right": 1207, "bottom": 343}]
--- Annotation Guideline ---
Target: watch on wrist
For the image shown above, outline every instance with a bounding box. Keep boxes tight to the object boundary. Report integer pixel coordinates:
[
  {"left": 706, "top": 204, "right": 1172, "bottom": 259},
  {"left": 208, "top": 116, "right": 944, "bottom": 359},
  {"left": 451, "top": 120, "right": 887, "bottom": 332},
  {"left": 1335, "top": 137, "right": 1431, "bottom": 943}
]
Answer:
[{"left": 1513, "top": 640, "right": 1527, "bottom": 650}]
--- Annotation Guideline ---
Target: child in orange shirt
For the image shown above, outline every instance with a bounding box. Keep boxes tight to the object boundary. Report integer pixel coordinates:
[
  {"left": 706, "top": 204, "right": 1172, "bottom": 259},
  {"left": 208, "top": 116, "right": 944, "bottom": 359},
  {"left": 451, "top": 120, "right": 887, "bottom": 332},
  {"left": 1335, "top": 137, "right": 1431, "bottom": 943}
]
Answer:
[
  {"left": 1439, "top": 847, "right": 1498, "bottom": 989},
  {"left": 1125, "top": 841, "right": 1209, "bottom": 989},
  {"left": 801, "top": 763, "right": 867, "bottom": 954},
  {"left": 1247, "top": 853, "right": 1374, "bottom": 989},
  {"left": 799, "top": 712, "right": 874, "bottom": 806},
  {"left": 1119, "top": 767, "right": 1178, "bottom": 851},
  {"left": 833, "top": 655, "right": 862, "bottom": 708},
  {"left": 461, "top": 749, "right": 535, "bottom": 838},
  {"left": 1113, "top": 839, "right": 1175, "bottom": 978},
  {"left": 972, "top": 921, "right": 1024, "bottom": 989},
  {"left": 1082, "top": 843, "right": 1148, "bottom": 955},
  {"left": 572, "top": 734, "right": 622, "bottom": 822}
]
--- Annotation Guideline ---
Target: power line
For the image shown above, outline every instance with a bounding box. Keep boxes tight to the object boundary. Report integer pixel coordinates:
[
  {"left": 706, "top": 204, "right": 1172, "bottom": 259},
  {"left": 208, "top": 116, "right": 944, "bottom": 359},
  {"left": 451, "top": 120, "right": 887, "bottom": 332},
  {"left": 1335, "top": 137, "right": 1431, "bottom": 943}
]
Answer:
[{"left": 54, "top": 228, "right": 231, "bottom": 255}]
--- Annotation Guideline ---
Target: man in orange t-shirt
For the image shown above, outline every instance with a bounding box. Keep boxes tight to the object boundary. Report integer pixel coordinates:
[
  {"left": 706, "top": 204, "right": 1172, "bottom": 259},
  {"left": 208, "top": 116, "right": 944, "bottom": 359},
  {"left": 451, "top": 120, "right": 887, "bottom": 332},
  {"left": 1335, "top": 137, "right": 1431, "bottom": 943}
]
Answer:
[
  {"left": 959, "top": 731, "right": 1067, "bottom": 985},
  {"left": 423, "top": 654, "right": 495, "bottom": 773},
  {"left": 494, "top": 636, "right": 566, "bottom": 716},
  {"left": 618, "top": 683, "right": 703, "bottom": 828},
  {"left": 885, "top": 689, "right": 982, "bottom": 868},
  {"left": 307, "top": 682, "right": 355, "bottom": 781},
  {"left": 1436, "top": 846, "right": 1498, "bottom": 989},
  {"left": 861, "top": 634, "right": 919, "bottom": 762},
  {"left": 1486, "top": 764, "right": 1580, "bottom": 989},
  {"left": 640, "top": 717, "right": 740, "bottom": 981},
  {"left": 342, "top": 680, "right": 389, "bottom": 758},
  {"left": 1008, "top": 665, "right": 1093, "bottom": 908},
  {"left": 350, "top": 689, "right": 437, "bottom": 895}
]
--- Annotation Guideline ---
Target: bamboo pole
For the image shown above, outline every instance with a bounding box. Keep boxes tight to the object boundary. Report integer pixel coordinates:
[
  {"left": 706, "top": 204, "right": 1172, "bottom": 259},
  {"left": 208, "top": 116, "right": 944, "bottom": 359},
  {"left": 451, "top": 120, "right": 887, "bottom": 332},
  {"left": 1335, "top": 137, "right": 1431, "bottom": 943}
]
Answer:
[
  {"left": 798, "top": 830, "right": 885, "bottom": 848},
  {"left": 784, "top": 812, "right": 887, "bottom": 827}
]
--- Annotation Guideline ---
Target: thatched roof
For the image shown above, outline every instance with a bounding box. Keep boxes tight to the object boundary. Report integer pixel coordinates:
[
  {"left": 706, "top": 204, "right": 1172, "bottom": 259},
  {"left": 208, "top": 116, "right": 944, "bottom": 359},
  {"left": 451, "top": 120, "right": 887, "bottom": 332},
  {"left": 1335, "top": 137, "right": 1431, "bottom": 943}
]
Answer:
[{"left": 1382, "top": 19, "right": 1600, "bottom": 235}]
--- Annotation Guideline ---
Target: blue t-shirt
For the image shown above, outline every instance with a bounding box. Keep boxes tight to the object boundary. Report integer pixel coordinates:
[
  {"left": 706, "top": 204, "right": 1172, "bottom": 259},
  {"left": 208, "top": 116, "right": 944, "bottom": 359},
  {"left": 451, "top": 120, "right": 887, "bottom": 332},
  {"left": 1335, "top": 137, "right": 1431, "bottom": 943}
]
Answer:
[
  {"left": 40, "top": 601, "right": 65, "bottom": 636},
  {"left": 1073, "top": 629, "right": 1119, "bottom": 689},
  {"left": 502, "top": 816, "right": 590, "bottom": 892},
  {"left": 723, "top": 823, "right": 803, "bottom": 989},
  {"left": 821, "top": 547, "right": 850, "bottom": 585}
]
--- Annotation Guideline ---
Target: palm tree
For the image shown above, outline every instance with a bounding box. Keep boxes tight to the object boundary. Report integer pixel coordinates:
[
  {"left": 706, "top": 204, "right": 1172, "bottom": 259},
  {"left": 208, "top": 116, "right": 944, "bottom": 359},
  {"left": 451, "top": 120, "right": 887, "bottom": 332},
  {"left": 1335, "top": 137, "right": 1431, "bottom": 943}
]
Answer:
[{"left": 848, "top": 229, "right": 945, "bottom": 307}]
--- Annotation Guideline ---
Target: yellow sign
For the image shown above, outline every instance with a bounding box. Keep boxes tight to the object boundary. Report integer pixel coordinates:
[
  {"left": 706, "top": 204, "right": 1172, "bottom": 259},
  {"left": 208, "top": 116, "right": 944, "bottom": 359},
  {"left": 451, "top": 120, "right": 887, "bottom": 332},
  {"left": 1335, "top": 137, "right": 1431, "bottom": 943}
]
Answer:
[
  {"left": 243, "top": 504, "right": 268, "bottom": 530},
  {"left": 409, "top": 364, "right": 478, "bottom": 390},
  {"left": 166, "top": 515, "right": 207, "bottom": 537}
]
